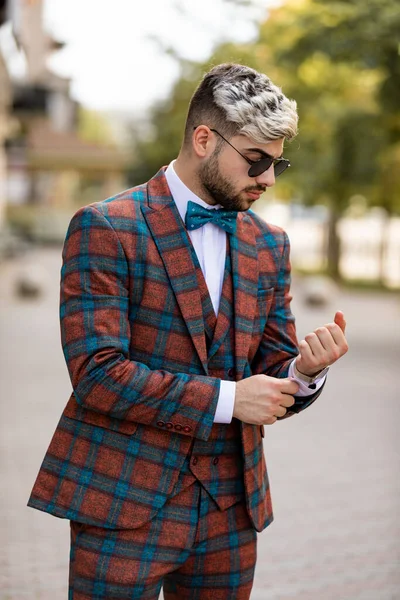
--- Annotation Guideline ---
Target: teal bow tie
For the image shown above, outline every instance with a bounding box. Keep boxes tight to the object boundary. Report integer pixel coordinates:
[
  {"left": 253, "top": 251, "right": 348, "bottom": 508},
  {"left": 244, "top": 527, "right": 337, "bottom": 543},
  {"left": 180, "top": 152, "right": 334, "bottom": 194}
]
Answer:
[{"left": 185, "top": 201, "right": 238, "bottom": 234}]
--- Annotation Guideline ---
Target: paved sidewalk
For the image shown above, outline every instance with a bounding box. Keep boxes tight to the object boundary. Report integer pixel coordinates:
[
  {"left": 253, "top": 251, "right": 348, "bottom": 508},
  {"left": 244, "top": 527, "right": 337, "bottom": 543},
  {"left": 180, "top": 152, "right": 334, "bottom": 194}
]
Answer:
[{"left": 1, "top": 248, "right": 399, "bottom": 599}]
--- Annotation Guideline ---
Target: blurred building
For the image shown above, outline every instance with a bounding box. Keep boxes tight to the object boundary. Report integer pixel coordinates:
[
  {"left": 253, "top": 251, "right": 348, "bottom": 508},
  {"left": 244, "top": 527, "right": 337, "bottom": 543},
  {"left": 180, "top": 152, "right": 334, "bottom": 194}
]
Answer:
[
  {"left": 0, "top": 0, "right": 127, "bottom": 242},
  {"left": 0, "top": 0, "right": 12, "bottom": 229}
]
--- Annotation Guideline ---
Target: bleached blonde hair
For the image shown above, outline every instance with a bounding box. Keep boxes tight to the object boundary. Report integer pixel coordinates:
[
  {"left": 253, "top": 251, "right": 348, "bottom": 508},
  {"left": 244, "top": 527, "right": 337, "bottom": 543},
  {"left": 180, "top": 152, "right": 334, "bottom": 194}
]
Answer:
[{"left": 184, "top": 63, "right": 298, "bottom": 145}]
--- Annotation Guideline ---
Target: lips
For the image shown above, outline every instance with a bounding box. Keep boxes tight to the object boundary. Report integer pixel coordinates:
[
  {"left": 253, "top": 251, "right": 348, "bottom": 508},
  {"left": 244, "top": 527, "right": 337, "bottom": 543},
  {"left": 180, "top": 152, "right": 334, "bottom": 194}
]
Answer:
[{"left": 246, "top": 191, "right": 262, "bottom": 200}]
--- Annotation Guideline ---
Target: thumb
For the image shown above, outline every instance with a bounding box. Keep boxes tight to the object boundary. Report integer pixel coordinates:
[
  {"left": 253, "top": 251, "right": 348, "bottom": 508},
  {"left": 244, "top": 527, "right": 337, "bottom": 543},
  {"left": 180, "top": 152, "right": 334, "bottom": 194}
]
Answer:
[{"left": 334, "top": 311, "right": 346, "bottom": 334}]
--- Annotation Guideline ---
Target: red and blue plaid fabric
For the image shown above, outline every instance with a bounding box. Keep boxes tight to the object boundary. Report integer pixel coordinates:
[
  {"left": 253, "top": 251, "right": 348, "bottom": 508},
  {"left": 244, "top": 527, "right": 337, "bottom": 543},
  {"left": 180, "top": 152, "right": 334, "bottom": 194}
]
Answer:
[
  {"left": 28, "top": 167, "right": 324, "bottom": 533},
  {"left": 69, "top": 482, "right": 257, "bottom": 599}
]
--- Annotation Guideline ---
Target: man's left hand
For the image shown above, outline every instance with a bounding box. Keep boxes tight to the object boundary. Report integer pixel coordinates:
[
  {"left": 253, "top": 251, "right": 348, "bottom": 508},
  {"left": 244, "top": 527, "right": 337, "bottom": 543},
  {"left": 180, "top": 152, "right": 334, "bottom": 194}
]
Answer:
[{"left": 295, "top": 311, "right": 348, "bottom": 377}]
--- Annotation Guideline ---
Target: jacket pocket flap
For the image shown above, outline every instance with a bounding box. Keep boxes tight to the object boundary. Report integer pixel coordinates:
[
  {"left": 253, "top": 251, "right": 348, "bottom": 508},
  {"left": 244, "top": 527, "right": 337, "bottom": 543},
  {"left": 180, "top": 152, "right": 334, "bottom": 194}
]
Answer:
[{"left": 63, "top": 393, "right": 138, "bottom": 436}]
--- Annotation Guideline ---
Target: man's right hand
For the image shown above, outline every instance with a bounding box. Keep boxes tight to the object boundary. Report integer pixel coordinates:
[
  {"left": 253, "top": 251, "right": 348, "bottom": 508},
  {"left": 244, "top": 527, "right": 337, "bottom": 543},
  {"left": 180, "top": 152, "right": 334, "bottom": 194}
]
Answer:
[{"left": 233, "top": 375, "right": 299, "bottom": 425}]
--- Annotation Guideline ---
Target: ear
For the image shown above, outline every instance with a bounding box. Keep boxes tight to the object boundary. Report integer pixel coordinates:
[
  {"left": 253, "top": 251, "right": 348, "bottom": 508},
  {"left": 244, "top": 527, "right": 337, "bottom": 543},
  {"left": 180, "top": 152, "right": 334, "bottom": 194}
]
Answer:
[{"left": 192, "top": 126, "right": 215, "bottom": 159}]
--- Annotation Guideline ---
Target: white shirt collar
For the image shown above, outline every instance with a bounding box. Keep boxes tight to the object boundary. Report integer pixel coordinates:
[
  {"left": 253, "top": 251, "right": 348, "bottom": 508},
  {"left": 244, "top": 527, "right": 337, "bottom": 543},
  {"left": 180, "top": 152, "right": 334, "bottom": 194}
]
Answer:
[{"left": 165, "top": 160, "right": 221, "bottom": 223}]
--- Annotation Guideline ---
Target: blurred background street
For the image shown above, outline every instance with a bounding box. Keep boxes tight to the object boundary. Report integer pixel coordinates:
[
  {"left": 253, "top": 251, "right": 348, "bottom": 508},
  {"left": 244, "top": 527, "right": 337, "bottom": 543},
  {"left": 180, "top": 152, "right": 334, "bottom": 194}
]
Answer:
[{"left": 1, "top": 248, "right": 399, "bottom": 599}]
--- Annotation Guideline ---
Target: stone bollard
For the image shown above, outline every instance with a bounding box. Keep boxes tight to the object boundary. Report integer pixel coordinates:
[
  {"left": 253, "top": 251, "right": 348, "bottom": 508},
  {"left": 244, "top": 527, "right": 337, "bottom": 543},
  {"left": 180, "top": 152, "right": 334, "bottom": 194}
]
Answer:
[
  {"left": 15, "top": 264, "right": 49, "bottom": 299},
  {"left": 302, "top": 275, "right": 338, "bottom": 307}
]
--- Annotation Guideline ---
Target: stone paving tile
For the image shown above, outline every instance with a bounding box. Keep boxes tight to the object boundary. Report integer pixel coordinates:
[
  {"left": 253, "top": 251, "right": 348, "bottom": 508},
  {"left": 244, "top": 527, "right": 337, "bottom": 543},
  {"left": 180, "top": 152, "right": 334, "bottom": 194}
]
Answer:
[{"left": 1, "top": 248, "right": 399, "bottom": 599}]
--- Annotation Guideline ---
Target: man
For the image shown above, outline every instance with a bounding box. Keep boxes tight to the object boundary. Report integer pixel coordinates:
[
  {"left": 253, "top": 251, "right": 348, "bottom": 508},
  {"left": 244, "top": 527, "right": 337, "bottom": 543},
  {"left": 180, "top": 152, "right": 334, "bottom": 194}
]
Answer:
[{"left": 28, "top": 63, "right": 348, "bottom": 599}]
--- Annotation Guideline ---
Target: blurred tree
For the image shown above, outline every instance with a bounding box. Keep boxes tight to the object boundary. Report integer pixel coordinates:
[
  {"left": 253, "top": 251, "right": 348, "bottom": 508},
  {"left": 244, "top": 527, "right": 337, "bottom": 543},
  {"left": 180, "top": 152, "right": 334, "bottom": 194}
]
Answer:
[
  {"left": 126, "top": 77, "right": 195, "bottom": 185},
  {"left": 127, "top": 0, "right": 400, "bottom": 280},
  {"left": 78, "top": 107, "right": 115, "bottom": 146},
  {"left": 262, "top": 0, "right": 400, "bottom": 278},
  {"left": 126, "top": 40, "right": 259, "bottom": 184}
]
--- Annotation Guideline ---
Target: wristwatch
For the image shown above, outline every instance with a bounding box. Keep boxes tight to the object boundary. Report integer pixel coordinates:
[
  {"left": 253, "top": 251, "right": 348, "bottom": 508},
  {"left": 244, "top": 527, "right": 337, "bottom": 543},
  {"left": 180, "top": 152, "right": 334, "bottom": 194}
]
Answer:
[{"left": 293, "top": 362, "right": 330, "bottom": 388}]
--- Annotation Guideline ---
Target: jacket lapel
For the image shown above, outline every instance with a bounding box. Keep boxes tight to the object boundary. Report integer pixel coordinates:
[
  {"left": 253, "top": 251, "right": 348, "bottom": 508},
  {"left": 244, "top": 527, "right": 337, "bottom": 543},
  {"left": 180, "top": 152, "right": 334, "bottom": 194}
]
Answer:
[
  {"left": 140, "top": 169, "right": 260, "bottom": 378},
  {"left": 141, "top": 169, "right": 208, "bottom": 373},
  {"left": 230, "top": 212, "right": 259, "bottom": 379},
  {"left": 193, "top": 261, "right": 216, "bottom": 345}
]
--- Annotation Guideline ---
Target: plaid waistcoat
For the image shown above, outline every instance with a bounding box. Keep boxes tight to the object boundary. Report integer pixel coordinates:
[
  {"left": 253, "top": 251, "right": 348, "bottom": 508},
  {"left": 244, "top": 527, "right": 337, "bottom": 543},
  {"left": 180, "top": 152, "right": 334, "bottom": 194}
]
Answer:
[{"left": 170, "top": 237, "right": 245, "bottom": 509}]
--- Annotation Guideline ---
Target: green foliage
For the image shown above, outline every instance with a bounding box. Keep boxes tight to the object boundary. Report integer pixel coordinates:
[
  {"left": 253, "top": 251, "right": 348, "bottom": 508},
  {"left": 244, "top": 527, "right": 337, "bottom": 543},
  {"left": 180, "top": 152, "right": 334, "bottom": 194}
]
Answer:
[
  {"left": 127, "top": 77, "right": 195, "bottom": 184},
  {"left": 127, "top": 0, "right": 400, "bottom": 215},
  {"left": 78, "top": 107, "right": 115, "bottom": 146},
  {"left": 262, "top": 0, "right": 400, "bottom": 212}
]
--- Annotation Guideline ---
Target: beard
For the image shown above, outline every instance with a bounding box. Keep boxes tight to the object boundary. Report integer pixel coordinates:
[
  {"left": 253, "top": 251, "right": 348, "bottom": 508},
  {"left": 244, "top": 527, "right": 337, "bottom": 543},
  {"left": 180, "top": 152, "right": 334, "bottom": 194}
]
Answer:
[{"left": 198, "top": 153, "right": 266, "bottom": 212}]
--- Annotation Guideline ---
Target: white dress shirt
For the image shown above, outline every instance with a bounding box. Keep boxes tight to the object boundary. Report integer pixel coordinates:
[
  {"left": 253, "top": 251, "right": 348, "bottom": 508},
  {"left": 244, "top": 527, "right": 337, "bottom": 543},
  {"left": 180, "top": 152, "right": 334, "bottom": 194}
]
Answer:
[{"left": 165, "top": 160, "right": 326, "bottom": 423}]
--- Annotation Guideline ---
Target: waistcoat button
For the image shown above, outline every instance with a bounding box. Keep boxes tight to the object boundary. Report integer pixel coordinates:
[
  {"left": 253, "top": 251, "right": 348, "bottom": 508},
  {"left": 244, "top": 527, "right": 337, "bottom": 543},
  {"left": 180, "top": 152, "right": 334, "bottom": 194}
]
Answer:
[
  {"left": 192, "top": 456, "right": 198, "bottom": 465},
  {"left": 227, "top": 368, "right": 234, "bottom": 378},
  {"left": 213, "top": 457, "right": 219, "bottom": 465}
]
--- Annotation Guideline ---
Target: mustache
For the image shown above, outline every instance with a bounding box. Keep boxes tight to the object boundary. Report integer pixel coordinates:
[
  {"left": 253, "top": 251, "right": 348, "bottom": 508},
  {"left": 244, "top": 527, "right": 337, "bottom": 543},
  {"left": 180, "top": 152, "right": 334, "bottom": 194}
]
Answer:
[{"left": 244, "top": 186, "right": 266, "bottom": 193}]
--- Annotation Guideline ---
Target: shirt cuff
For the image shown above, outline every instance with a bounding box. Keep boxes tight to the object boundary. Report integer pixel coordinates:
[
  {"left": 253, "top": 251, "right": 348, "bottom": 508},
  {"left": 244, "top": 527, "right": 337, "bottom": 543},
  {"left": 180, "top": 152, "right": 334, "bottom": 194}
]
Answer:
[
  {"left": 288, "top": 359, "right": 328, "bottom": 396},
  {"left": 213, "top": 380, "right": 236, "bottom": 423}
]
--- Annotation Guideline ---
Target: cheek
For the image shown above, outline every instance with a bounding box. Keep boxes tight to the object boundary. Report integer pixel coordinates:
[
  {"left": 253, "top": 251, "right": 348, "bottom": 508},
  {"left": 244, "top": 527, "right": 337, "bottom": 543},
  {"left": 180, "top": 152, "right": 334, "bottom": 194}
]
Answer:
[{"left": 218, "top": 156, "right": 247, "bottom": 187}]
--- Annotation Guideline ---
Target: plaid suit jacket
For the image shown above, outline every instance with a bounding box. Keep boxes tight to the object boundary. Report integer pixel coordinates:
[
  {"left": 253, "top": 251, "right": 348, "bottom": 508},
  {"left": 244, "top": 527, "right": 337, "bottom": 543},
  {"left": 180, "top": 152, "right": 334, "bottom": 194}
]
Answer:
[{"left": 28, "top": 167, "right": 323, "bottom": 532}]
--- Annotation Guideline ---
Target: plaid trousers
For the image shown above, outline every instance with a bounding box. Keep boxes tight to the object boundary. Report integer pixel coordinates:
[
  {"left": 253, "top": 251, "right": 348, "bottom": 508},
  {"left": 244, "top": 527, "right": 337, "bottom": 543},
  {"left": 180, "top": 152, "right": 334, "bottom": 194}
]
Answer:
[{"left": 69, "top": 481, "right": 257, "bottom": 600}]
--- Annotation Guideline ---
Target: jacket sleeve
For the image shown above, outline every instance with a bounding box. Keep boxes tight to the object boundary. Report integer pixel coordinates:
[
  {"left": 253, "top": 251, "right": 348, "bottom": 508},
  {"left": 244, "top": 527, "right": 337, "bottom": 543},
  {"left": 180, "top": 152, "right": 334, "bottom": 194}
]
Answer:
[
  {"left": 251, "top": 231, "right": 325, "bottom": 415},
  {"left": 60, "top": 204, "right": 220, "bottom": 441}
]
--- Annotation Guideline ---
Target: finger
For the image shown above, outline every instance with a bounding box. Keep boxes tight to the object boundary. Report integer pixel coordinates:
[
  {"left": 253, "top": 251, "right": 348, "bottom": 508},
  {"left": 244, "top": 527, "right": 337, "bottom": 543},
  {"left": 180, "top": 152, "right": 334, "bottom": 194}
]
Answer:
[
  {"left": 298, "top": 339, "right": 314, "bottom": 363},
  {"left": 315, "top": 325, "right": 350, "bottom": 363},
  {"left": 314, "top": 326, "right": 336, "bottom": 352},
  {"left": 279, "top": 393, "right": 296, "bottom": 408},
  {"left": 274, "top": 404, "right": 288, "bottom": 418},
  {"left": 325, "top": 322, "right": 348, "bottom": 351},
  {"left": 334, "top": 311, "right": 346, "bottom": 334},
  {"left": 303, "top": 332, "right": 326, "bottom": 359},
  {"left": 264, "top": 416, "right": 277, "bottom": 425},
  {"left": 275, "top": 378, "right": 299, "bottom": 395}
]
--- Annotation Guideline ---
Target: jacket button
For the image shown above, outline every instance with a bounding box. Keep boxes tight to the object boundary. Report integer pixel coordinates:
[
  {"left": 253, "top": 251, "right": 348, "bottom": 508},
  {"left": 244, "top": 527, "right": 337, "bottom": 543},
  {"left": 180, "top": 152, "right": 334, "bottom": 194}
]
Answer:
[
  {"left": 227, "top": 368, "right": 235, "bottom": 378},
  {"left": 157, "top": 420, "right": 165, "bottom": 428},
  {"left": 183, "top": 426, "right": 192, "bottom": 433},
  {"left": 165, "top": 422, "right": 174, "bottom": 429},
  {"left": 174, "top": 424, "right": 183, "bottom": 431},
  {"left": 192, "top": 456, "right": 198, "bottom": 465},
  {"left": 213, "top": 457, "right": 219, "bottom": 465}
]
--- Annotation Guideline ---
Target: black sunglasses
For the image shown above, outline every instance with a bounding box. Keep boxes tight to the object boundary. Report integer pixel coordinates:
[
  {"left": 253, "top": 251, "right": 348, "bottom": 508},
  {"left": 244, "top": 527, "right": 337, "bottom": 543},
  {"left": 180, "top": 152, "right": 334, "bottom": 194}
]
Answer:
[{"left": 194, "top": 126, "right": 290, "bottom": 177}]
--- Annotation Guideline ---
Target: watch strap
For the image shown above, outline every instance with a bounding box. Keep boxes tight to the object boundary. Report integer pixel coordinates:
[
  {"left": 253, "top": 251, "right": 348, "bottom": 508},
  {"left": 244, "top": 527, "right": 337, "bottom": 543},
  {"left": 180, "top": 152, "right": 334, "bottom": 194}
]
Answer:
[{"left": 293, "top": 362, "right": 329, "bottom": 385}]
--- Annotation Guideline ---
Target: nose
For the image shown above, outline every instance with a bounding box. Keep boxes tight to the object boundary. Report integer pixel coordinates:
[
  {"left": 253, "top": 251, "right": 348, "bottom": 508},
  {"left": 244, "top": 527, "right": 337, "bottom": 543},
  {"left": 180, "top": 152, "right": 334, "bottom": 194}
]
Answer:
[{"left": 255, "top": 164, "right": 275, "bottom": 187}]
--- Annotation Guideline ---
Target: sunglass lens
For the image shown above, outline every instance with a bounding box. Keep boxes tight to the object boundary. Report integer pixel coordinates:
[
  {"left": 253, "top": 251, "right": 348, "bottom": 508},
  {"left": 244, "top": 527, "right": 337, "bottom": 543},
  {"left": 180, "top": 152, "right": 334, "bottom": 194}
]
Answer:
[
  {"left": 248, "top": 158, "right": 273, "bottom": 177},
  {"left": 274, "top": 159, "right": 290, "bottom": 176}
]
